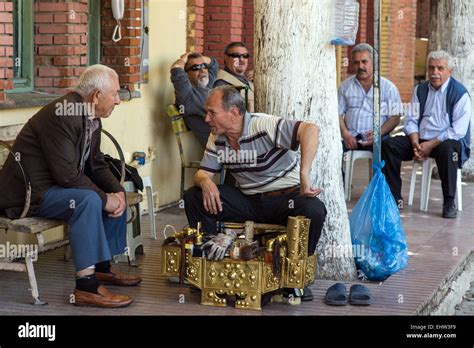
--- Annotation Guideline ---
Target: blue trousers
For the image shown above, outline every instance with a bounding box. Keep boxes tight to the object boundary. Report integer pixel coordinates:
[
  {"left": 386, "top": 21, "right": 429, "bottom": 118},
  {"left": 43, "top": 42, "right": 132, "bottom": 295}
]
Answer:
[{"left": 37, "top": 186, "right": 127, "bottom": 271}]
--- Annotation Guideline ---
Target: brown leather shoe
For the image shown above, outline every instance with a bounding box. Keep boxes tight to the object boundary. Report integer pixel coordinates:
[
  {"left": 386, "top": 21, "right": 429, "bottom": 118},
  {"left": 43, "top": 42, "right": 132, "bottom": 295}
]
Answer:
[
  {"left": 73, "top": 285, "right": 133, "bottom": 308},
  {"left": 95, "top": 269, "right": 142, "bottom": 286}
]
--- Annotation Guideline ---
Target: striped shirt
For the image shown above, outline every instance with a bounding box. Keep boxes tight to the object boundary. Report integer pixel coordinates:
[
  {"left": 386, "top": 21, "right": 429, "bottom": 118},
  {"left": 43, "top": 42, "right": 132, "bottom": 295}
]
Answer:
[
  {"left": 200, "top": 112, "right": 301, "bottom": 195},
  {"left": 338, "top": 75, "right": 402, "bottom": 136}
]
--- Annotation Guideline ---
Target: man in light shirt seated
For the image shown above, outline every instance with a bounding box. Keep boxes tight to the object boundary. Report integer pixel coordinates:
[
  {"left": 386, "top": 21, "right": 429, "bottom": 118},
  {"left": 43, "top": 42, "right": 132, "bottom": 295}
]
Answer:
[
  {"left": 338, "top": 43, "right": 402, "bottom": 152},
  {"left": 382, "top": 50, "right": 471, "bottom": 218},
  {"left": 183, "top": 86, "right": 327, "bottom": 301}
]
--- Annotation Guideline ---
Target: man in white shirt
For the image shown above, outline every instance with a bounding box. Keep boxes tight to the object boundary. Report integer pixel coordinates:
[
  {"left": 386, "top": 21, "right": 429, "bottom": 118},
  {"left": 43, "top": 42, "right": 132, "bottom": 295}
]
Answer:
[
  {"left": 338, "top": 43, "right": 402, "bottom": 152},
  {"left": 382, "top": 50, "right": 471, "bottom": 218}
]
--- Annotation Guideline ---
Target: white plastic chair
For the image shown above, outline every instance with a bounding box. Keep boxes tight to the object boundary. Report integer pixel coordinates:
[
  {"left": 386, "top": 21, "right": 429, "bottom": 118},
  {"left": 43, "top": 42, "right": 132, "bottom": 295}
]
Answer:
[
  {"left": 343, "top": 150, "right": 373, "bottom": 201},
  {"left": 408, "top": 158, "right": 462, "bottom": 212},
  {"left": 141, "top": 176, "right": 157, "bottom": 239}
]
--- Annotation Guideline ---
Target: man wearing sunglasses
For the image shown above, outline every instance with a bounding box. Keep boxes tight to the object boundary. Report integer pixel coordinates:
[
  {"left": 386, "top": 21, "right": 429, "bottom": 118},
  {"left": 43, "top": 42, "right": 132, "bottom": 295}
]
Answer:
[
  {"left": 214, "top": 42, "right": 255, "bottom": 112},
  {"left": 171, "top": 52, "right": 219, "bottom": 147}
]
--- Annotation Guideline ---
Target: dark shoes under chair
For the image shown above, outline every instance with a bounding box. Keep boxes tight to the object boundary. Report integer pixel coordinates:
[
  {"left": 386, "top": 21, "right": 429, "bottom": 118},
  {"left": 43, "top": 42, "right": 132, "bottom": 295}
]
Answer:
[
  {"left": 442, "top": 201, "right": 457, "bottom": 219},
  {"left": 324, "top": 283, "right": 371, "bottom": 306}
]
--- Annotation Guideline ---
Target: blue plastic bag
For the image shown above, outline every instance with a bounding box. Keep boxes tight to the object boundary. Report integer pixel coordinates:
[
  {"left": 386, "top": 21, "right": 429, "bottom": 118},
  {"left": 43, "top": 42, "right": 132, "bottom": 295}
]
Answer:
[{"left": 349, "top": 161, "right": 408, "bottom": 281}]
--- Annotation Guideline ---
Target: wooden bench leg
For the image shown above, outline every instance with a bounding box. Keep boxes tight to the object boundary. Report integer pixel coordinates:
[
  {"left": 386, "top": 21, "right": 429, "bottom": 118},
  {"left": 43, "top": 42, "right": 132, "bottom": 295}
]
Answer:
[
  {"left": 25, "top": 251, "right": 47, "bottom": 305},
  {"left": 63, "top": 244, "right": 71, "bottom": 261}
]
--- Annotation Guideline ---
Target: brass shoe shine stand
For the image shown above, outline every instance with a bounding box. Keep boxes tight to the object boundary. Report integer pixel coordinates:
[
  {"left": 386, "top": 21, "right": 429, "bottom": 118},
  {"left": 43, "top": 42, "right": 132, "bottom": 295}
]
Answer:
[{"left": 161, "top": 216, "right": 316, "bottom": 310}]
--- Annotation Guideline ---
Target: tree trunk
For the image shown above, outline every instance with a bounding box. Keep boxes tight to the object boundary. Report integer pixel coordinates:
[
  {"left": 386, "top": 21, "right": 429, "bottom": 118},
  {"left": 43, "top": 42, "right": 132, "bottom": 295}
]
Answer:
[
  {"left": 430, "top": 0, "right": 474, "bottom": 181},
  {"left": 254, "top": 0, "right": 356, "bottom": 280}
]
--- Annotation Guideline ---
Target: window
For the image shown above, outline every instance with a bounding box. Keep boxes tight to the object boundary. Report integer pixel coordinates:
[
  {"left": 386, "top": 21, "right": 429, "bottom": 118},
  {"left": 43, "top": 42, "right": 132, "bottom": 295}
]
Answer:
[
  {"left": 88, "top": 0, "right": 101, "bottom": 65},
  {"left": 9, "top": 0, "right": 34, "bottom": 93}
]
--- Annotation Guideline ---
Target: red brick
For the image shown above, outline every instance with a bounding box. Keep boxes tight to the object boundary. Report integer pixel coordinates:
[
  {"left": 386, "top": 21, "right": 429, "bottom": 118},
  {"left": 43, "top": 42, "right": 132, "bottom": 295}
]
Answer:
[
  {"left": 35, "top": 78, "right": 54, "bottom": 87},
  {"left": 0, "top": 79, "right": 13, "bottom": 90},
  {"left": 35, "top": 35, "right": 54, "bottom": 45},
  {"left": 0, "top": 57, "right": 12, "bottom": 67},
  {"left": 0, "top": 35, "right": 13, "bottom": 45},
  {"left": 124, "top": 9, "right": 142, "bottom": 18},
  {"left": 37, "top": 3, "right": 68, "bottom": 12},
  {"left": 120, "top": 74, "right": 140, "bottom": 83},
  {"left": 38, "top": 46, "right": 75, "bottom": 56},
  {"left": 38, "top": 24, "right": 69, "bottom": 34},
  {"left": 103, "top": 47, "right": 140, "bottom": 56},
  {"left": 0, "top": 92, "right": 5, "bottom": 102},
  {"left": 38, "top": 67, "right": 75, "bottom": 77},
  {"left": 195, "top": 7, "right": 204, "bottom": 15},
  {"left": 74, "top": 67, "right": 86, "bottom": 76},
  {"left": 72, "top": 25, "right": 88, "bottom": 33},
  {"left": 53, "top": 78, "right": 79, "bottom": 87},
  {"left": 73, "top": 46, "right": 88, "bottom": 55},
  {"left": 0, "top": 25, "right": 3, "bottom": 34},
  {"left": 53, "top": 56, "right": 81, "bottom": 66},
  {"left": 4, "top": 2, "right": 13, "bottom": 12},
  {"left": 0, "top": 13, "right": 13, "bottom": 23},
  {"left": 35, "top": 13, "right": 54, "bottom": 23},
  {"left": 53, "top": 35, "right": 81, "bottom": 45},
  {"left": 4, "top": 24, "right": 12, "bottom": 34}
]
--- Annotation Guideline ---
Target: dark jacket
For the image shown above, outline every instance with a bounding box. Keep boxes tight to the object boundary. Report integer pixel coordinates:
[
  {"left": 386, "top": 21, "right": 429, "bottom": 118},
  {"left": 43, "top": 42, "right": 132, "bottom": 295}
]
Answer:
[
  {"left": 0, "top": 92, "right": 124, "bottom": 219},
  {"left": 170, "top": 57, "right": 218, "bottom": 118}
]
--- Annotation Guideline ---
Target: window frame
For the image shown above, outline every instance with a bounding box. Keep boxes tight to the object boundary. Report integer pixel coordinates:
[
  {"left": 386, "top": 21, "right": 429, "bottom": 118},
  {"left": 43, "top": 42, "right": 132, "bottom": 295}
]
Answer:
[
  {"left": 88, "top": 0, "right": 101, "bottom": 65},
  {"left": 7, "top": 0, "right": 34, "bottom": 94}
]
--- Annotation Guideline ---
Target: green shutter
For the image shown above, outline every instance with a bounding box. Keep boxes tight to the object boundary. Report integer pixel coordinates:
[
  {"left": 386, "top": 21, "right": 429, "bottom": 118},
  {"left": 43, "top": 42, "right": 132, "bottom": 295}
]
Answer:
[
  {"left": 88, "top": 0, "right": 101, "bottom": 65},
  {"left": 8, "top": 0, "right": 34, "bottom": 93}
]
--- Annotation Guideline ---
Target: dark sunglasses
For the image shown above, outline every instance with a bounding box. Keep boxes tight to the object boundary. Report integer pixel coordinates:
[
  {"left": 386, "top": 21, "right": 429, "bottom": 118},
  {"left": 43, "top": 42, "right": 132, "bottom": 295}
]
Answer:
[
  {"left": 226, "top": 52, "right": 250, "bottom": 59},
  {"left": 185, "top": 63, "right": 208, "bottom": 72}
]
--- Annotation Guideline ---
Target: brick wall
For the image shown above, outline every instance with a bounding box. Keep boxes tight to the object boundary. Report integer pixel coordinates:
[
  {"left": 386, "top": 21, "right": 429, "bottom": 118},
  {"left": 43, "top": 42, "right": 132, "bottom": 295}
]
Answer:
[
  {"left": 186, "top": 0, "right": 253, "bottom": 69},
  {"left": 416, "top": 0, "right": 430, "bottom": 38},
  {"left": 0, "top": 0, "right": 143, "bottom": 102},
  {"left": 101, "top": 0, "right": 142, "bottom": 90},
  {"left": 340, "top": 0, "right": 417, "bottom": 102},
  {"left": 203, "top": 0, "right": 243, "bottom": 67},
  {"left": 388, "top": 0, "right": 417, "bottom": 102},
  {"left": 0, "top": 2, "right": 14, "bottom": 102},
  {"left": 242, "top": 0, "right": 253, "bottom": 70},
  {"left": 187, "top": 0, "right": 204, "bottom": 53},
  {"left": 34, "top": 0, "right": 89, "bottom": 94}
]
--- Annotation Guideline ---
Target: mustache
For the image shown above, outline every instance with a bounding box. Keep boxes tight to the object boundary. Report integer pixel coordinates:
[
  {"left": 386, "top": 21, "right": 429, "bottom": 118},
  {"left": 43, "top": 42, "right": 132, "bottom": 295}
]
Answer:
[
  {"left": 430, "top": 74, "right": 441, "bottom": 79},
  {"left": 357, "top": 68, "right": 367, "bottom": 73}
]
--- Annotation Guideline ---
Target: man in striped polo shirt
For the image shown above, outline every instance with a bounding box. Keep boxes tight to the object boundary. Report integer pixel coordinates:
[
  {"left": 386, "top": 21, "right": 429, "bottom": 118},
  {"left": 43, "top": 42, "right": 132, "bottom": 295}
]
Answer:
[
  {"left": 183, "top": 86, "right": 327, "bottom": 301},
  {"left": 338, "top": 43, "right": 402, "bottom": 152}
]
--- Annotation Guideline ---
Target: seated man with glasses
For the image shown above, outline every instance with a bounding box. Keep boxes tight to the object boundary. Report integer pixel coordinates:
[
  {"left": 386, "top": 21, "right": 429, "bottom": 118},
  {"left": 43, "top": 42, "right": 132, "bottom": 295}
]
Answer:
[
  {"left": 170, "top": 52, "right": 219, "bottom": 147},
  {"left": 214, "top": 42, "right": 255, "bottom": 112}
]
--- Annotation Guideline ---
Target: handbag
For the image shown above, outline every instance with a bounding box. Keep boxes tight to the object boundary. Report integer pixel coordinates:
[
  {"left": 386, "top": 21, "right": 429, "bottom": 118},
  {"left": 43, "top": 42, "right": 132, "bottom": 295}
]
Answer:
[{"left": 104, "top": 154, "right": 144, "bottom": 191}]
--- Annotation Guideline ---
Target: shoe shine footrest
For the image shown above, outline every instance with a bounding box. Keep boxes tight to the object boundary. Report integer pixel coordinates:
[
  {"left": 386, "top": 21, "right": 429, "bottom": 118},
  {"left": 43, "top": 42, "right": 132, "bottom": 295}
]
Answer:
[{"left": 161, "top": 216, "right": 317, "bottom": 310}]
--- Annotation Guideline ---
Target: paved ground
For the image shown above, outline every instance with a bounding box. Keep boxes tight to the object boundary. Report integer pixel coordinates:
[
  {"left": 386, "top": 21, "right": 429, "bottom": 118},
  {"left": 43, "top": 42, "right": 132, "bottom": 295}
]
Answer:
[
  {"left": 455, "top": 281, "right": 474, "bottom": 315},
  {"left": 0, "top": 160, "right": 472, "bottom": 315}
]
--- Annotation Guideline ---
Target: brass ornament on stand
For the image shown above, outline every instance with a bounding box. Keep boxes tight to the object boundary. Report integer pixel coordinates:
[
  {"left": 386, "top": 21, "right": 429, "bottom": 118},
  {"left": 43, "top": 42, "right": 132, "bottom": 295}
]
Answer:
[{"left": 161, "top": 216, "right": 317, "bottom": 311}]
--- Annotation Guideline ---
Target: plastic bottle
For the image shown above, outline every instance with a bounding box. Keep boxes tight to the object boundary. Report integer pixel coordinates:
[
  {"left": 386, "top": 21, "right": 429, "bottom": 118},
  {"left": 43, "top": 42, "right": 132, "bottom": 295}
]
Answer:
[{"left": 330, "top": 0, "right": 360, "bottom": 46}]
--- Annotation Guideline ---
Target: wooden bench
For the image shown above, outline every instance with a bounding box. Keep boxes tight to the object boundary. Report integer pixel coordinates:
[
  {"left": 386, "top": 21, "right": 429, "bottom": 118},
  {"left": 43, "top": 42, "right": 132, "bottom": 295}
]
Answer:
[{"left": 0, "top": 131, "right": 142, "bottom": 305}]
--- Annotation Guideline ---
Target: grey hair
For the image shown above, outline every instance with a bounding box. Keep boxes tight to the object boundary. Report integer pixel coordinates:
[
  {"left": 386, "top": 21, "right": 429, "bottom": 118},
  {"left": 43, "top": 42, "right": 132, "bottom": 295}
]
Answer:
[
  {"left": 209, "top": 86, "right": 246, "bottom": 115},
  {"left": 427, "top": 50, "right": 454, "bottom": 69},
  {"left": 352, "top": 43, "right": 378, "bottom": 61},
  {"left": 75, "top": 64, "right": 119, "bottom": 97}
]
